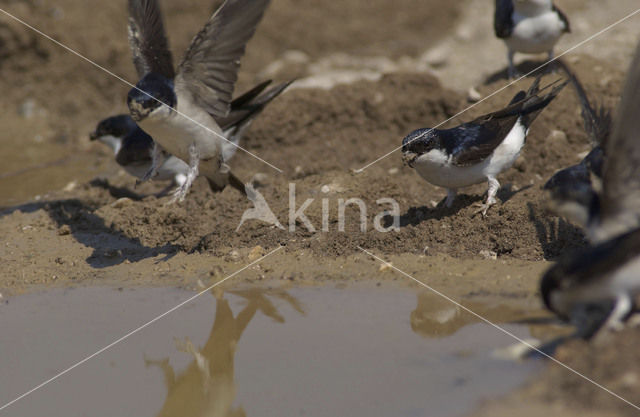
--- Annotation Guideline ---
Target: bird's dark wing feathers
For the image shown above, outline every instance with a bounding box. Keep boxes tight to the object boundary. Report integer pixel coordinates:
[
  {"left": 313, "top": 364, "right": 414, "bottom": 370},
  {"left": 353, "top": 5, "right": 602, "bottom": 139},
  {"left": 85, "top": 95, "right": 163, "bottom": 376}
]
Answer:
[
  {"left": 601, "top": 41, "right": 640, "bottom": 224},
  {"left": 546, "top": 226, "right": 640, "bottom": 291},
  {"left": 115, "top": 130, "right": 154, "bottom": 166},
  {"left": 175, "top": 0, "right": 271, "bottom": 118},
  {"left": 445, "top": 117, "right": 519, "bottom": 166},
  {"left": 552, "top": 3, "right": 571, "bottom": 33},
  {"left": 494, "top": 0, "right": 514, "bottom": 38},
  {"left": 216, "top": 80, "right": 293, "bottom": 131},
  {"left": 127, "top": 0, "right": 175, "bottom": 79}
]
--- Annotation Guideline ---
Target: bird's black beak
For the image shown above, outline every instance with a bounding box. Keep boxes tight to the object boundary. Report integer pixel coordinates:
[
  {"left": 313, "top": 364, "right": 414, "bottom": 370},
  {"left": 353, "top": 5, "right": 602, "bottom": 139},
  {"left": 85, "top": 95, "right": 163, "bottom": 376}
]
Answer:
[{"left": 89, "top": 130, "right": 98, "bottom": 141}]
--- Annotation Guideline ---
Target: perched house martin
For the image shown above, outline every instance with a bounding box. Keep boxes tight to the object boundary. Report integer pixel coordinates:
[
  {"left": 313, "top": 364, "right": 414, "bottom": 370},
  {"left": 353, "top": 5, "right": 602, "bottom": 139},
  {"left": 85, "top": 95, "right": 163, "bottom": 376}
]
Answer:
[
  {"left": 92, "top": 81, "right": 290, "bottom": 196},
  {"left": 91, "top": 114, "right": 189, "bottom": 196},
  {"left": 541, "top": 40, "right": 640, "bottom": 340},
  {"left": 402, "top": 76, "right": 568, "bottom": 215},
  {"left": 544, "top": 60, "right": 611, "bottom": 232},
  {"left": 494, "top": 0, "right": 570, "bottom": 78},
  {"left": 126, "top": 0, "right": 271, "bottom": 202}
]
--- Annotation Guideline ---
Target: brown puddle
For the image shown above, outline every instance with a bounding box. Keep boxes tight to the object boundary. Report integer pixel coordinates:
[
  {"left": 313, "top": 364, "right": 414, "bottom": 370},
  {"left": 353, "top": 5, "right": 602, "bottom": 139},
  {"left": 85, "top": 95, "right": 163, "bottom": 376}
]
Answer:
[{"left": 0, "top": 285, "right": 539, "bottom": 417}]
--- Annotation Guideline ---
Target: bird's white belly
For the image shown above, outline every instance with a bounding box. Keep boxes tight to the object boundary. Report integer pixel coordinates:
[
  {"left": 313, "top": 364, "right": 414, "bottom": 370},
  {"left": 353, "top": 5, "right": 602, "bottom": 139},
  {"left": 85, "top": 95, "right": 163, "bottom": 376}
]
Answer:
[
  {"left": 506, "top": 12, "right": 565, "bottom": 54},
  {"left": 137, "top": 103, "right": 223, "bottom": 165},
  {"left": 413, "top": 154, "right": 488, "bottom": 188},
  {"left": 413, "top": 121, "right": 526, "bottom": 189}
]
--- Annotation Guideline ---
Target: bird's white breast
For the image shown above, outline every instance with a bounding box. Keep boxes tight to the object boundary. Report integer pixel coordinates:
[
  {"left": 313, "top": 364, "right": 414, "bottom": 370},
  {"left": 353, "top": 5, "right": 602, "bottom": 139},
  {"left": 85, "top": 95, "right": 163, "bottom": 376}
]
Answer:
[
  {"left": 412, "top": 120, "right": 526, "bottom": 189},
  {"left": 506, "top": 10, "right": 566, "bottom": 54},
  {"left": 137, "top": 97, "right": 223, "bottom": 165}
]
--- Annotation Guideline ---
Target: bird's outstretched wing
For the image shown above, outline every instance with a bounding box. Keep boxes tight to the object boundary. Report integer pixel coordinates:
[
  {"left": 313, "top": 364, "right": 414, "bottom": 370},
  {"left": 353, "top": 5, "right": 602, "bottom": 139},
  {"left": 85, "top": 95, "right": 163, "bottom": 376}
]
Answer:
[
  {"left": 598, "top": 42, "right": 640, "bottom": 237},
  {"left": 494, "top": 0, "right": 514, "bottom": 38},
  {"left": 174, "top": 0, "right": 271, "bottom": 118},
  {"left": 127, "top": 0, "right": 175, "bottom": 79}
]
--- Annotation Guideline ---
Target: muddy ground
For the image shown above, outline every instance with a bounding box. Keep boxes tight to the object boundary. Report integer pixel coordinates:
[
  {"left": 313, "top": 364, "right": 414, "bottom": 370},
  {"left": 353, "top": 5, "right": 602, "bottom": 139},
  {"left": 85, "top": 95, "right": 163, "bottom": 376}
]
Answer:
[{"left": 1, "top": 0, "right": 640, "bottom": 415}]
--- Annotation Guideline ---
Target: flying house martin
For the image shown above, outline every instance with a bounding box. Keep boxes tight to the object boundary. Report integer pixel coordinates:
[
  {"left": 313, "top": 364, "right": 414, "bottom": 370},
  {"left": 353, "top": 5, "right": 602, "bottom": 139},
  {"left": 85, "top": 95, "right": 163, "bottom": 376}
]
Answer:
[
  {"left": 126, "top": 0, "right": 272, "bottom": 202},
  {"left": 541, "top": 40, "right": 640, "bottom": 339},
  {"left": 92, "top": 80, "right": 290, "bottom": 196}
]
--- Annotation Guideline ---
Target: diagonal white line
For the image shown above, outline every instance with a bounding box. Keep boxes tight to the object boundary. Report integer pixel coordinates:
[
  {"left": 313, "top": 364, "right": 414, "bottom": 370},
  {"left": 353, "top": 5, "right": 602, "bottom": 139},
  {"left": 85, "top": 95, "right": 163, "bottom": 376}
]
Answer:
[
  {"left": 0, "top": 246, "right": 283, "bottom": 413},
  {"left": 355, "top": 7, "right": 640, "bottom": 173},
  {"left": 0, "top": 8, "right": 283, "bottom": 173},
  {"left": 357, "top": 246, "right": 640, "bottom": 412}
]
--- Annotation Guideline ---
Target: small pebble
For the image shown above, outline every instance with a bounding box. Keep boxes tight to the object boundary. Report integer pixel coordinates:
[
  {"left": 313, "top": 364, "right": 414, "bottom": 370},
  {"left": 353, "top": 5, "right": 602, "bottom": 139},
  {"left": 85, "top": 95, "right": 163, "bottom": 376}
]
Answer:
[
  {"left": 226, "top": 250, "right": 241, "bottom": 262},
  {"left": 467, "top": 87, "right": 482, "bottom": 102},
  {"left": 248, "top": 246, "right": 265, "bottom": 262},
  {"left": 57, "top": 225, "right": 72, "bottom": 236},
  {"left": 479, "top": 250, "right": 497, "bottom": 260},
  {"left": 379, "top": 262, "right": 393, "bottom": 272},
  {"left": 111, "top": 197, "right": 132, "bottom": 209}
]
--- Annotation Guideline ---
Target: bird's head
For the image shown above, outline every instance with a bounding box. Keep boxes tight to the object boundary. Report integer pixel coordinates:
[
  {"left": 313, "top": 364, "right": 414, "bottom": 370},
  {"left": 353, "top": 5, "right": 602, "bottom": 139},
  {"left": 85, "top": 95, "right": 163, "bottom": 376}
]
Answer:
[
  {"left": 401, "top": 128, "right": 437, "bottom": 167},
  {"left": 127, "top": 73, "right": 177, "bottom": 122},
  {"left": 90, "top": 114, "right": 138, "bottom": 154},
  {"left": 90, "top": 115, "right": 136, "bottom": 140}
]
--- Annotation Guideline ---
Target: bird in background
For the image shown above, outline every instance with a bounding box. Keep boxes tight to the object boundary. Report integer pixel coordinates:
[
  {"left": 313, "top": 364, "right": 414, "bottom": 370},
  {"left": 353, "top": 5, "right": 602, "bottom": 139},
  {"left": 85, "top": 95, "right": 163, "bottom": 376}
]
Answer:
[
  {"left": 541, "top": 40, "right": 640, "bottom": 340},
  {"left": 90, "top": 114, "right": 189, "bottom": 196},
  {"left": 126, "top": 0, "right": 273, "bottom": 202},
  {"left": 494, "top": 0, "right": 570, "bottom": 78},
  {"left": 402, "top": 75, "right": 568, "bottom": 216},
  {"left": 543, "top": 59, "right": 611, "bottom": 233},
  {"left": 91, "top": 80, "right": 291, "bottom": 196}
]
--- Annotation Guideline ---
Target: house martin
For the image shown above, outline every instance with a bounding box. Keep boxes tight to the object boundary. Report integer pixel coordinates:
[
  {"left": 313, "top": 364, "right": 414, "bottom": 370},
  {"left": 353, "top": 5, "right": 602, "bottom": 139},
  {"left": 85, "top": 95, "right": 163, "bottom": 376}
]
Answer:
[
  {"left": 92, "top": 81, "right": 290, "bottom": 196},
  {"left": 126, "top": 0, "right": 271, "bottom": 202},
  {"left": 541, "top": 40, "right": 640, "bottom": 339},
  {"left": 544, "top": 60, "right": 611, "bottom": 231},
  {"left": 494, "top": 0, "right": 570, "bottom": 78},
  {"left": 402, "top": 75, "right": 568, "bottom": 215},
  {"left": 90, "top": 114, "right": 189, "bottom": 196}
]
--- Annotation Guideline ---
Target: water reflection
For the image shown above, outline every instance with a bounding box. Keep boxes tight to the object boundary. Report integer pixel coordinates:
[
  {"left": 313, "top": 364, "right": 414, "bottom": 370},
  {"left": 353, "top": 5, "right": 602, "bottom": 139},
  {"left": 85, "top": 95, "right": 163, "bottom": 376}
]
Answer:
[
  {"left": 147, "top": 288, "right": 305, "bottom": 417},
  {"left": 411, "top": 291, "right": 525, "bottom": 338}
]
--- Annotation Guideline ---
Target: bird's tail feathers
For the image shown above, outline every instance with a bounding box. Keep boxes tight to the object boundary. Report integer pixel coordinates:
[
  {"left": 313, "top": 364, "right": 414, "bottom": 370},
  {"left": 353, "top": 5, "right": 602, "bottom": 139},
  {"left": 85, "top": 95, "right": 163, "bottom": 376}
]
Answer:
[
  {"left": 517, "top": 76, "right": 569, "bottom": 128},
  {"left": 218, "top": 80, "right": 295, "bottom": 162},
  {"left": 206, "top": 170, "right": 247, "bottom": 197},
  {"left": 555, "top": 59, "right": 612, "bottom": 146}
]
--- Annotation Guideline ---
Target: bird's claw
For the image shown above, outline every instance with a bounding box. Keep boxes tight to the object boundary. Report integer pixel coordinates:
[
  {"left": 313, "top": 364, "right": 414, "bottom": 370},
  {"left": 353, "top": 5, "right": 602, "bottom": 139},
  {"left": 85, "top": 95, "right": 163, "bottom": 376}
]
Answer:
[{"left": 471, "top": 202, "right": 491, "bottom": 217}]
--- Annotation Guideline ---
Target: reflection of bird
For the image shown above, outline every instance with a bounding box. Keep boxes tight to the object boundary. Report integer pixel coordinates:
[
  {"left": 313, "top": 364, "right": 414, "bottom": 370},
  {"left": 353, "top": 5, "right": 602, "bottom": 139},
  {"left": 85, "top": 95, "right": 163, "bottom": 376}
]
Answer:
[
  {"left": 402, "top": 76, "right": 567, "bottom": 215},
  {"left": 544, "top": 60, "right": 611, "bottom": 232},
  {"left": 126, "top": 0, "right": 272, "bottom": 202},
  {"left": 146, "top": 288, "right": 304, "bottom": 417},
  {"left": 494, "top": 0, "right": 570, "bottom": 78},
  {"left": 541, "top": 41, "right": 640, "bottom": 340},
  {"left": 410, "top": 291, "right": 525, "bottom": 338}
]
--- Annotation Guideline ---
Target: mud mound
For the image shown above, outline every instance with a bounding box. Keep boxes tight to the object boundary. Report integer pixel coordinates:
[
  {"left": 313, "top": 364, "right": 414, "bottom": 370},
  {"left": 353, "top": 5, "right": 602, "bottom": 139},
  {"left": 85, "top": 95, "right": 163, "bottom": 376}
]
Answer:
[{"left": 23, "top": 57, "right": 622, "bottom": 262}]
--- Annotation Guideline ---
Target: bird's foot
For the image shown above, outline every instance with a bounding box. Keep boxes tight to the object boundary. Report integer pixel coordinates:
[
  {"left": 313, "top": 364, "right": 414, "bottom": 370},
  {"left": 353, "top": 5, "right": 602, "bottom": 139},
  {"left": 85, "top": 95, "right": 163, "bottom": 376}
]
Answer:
[
  {"left": 136, "top": 166, "right": 158, "bottom": 187},
  {"left": 167, "top": 181, "right": 192, "bottom": 204},
  {"left": 471, "top": 202, "right": 491, "bottom": 217},
  {"left": 471, "top": 196, "right": 497, "bottom": 217}
]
